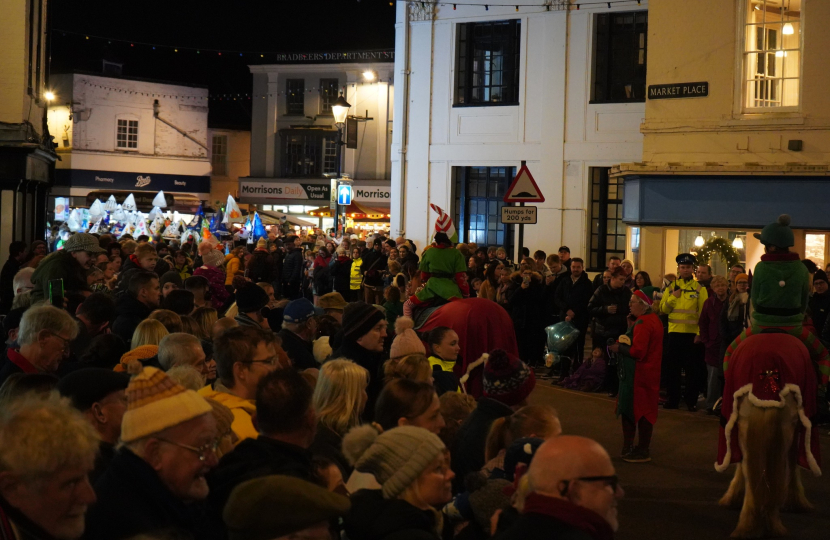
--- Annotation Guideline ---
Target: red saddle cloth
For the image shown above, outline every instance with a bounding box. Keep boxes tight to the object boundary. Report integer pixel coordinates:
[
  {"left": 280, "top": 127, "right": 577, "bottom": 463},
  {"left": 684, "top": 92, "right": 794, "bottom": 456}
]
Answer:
[{"left": 716, "top": 332, "right": 821, "bottom": 475}]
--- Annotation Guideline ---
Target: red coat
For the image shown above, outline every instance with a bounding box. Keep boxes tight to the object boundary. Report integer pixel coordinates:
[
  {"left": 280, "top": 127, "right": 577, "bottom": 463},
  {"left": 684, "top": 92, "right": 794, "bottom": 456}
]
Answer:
[
  {"left": 698, "top": 295, "right": 725, "bottom": 367},
  {"left": 716, "top": 332, "right": 820, "bottom": 475},
  {"left": 625, "top": 312, "right": 663, "bottom": 424}
]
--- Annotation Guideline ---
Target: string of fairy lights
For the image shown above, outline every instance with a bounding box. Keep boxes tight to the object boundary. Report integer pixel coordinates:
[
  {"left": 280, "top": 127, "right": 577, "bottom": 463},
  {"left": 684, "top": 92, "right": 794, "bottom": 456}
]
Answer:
[{"left": 53, "top": 0, "right": 646, "bottom": 101}]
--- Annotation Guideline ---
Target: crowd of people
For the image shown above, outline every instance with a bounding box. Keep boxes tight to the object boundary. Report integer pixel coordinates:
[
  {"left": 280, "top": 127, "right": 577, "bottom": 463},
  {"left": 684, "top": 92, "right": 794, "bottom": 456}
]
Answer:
[
  {"left": 0, "top": 229, "right": 628, "bottom": 540},
  {"left": 0, "top": 218, "right": 827, "bottom": 540}
]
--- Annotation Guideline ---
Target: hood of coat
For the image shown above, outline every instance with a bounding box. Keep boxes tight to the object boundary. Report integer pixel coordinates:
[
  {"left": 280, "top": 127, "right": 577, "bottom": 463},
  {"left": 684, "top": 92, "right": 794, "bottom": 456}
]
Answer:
[
  {"left": 509, "top": 270, "right": 543, "bottom": 285},
  {"left": 344, "top": 489, "right": 437, "bottom": 540}
]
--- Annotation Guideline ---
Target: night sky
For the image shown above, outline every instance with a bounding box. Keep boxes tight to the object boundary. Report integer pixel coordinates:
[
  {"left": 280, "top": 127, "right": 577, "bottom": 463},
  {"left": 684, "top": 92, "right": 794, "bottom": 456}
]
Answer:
[{"left": 50, "top": 0, "right": 397, "bottom": 129}]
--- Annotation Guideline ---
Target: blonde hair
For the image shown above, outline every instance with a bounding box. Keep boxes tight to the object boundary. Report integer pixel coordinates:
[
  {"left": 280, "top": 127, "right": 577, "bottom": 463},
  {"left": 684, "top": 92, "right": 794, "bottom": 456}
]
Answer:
[
  {"left": 0, "top": 395, "right": 99, "bottom": 480},
  {"left": 134, "top": 243, "right": 157, "bottom": 259},
  {"left": 313, "top": 359, "right": 369, "bottom": 435},
  {"left": 484, "top": 405, "right": 561, "bottom": 462},
  {"left": 383, "top": 353, "right": 432, "bottom": 383},
  {"left": 710, "top": 275, "right": 729, "bottom": 289},
  {"left": 224, "top": 302, "right": 239, "bottom": 319},
  {"left": 192, "top": 307, "right": 219, "bottom": 340},
  {"left": 131, "top": 319, "right": 169, "bottom": 350}
]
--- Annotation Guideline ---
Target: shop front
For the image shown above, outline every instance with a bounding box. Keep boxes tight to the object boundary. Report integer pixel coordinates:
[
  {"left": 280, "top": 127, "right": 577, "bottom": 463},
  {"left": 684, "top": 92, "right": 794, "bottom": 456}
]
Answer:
[{"left": 618, "top": 173, "right": 830, "bottom": 278}]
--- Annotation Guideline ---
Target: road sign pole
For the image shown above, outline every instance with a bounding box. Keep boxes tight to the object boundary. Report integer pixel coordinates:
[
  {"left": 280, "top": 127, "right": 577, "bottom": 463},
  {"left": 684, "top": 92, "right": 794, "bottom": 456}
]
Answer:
[{"left": 517, "top": 161, "right": 526, "bottom": 263}]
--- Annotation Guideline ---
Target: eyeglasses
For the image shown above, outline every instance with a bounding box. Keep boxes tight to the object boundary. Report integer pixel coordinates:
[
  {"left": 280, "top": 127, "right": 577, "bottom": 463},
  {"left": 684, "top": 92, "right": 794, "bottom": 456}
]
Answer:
[
  {"left": 560, "top": 475, "right": 620, "bottom": 496},
  {"left": 157, "top": 438, "right": 220, "bottom": 461},
  {"left": 48, "top": 331, "right": 72, "bottom": 352},
  {"left": 243, "top": 356, "right": 279, "bottom": 367}
]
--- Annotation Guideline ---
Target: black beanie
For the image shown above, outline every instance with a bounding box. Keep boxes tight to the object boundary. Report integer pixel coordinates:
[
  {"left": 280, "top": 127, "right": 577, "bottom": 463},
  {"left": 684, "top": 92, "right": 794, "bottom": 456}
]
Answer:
[
  {"left": 236, "top": 284, "right": 269, "bottom": 313},
  {"left": 159, "top": 270, "right": 183, "bottom": 290},
  {"left": 341, "top": 302, "right": 385, "bottom": 341},
  {"left": 57, "top": 368, "right": 130, "bottom": 411},
  {"left": 815, "top": 269, "right": 828, "bottom": 284}
]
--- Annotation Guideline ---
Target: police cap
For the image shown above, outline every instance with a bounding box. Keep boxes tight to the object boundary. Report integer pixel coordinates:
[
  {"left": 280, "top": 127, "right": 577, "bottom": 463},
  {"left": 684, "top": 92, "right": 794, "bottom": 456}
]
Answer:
[{"left": 676, "top": 253, "right": 696, "bottom": 266}]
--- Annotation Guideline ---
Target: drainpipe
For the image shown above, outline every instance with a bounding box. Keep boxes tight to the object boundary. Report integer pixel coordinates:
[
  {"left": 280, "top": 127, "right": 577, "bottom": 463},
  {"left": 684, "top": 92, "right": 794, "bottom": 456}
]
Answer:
[
  {"left": 153, "top": 99, "right": 209, "bottom": 152},
  {"left": 396, "top": 4, "right": 412, "bottom": 237}
]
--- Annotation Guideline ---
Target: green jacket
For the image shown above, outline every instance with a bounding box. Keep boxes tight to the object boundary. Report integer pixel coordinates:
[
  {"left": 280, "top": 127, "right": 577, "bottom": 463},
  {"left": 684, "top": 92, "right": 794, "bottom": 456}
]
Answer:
[{"left": 30, "top": 251, "right": 90, "bottom": 302}]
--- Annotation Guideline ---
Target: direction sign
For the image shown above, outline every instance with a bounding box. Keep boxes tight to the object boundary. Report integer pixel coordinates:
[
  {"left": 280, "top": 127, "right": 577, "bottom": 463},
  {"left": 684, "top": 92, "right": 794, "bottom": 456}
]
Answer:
[
  {"left": 337, "top": 184, "right": 353, "bottom": 205},
  {"left": 504, "top": 164, "right": 545, "bottom": 203},
  {"left": 501, "top": 206, "right": 537, "bottom": 224}
]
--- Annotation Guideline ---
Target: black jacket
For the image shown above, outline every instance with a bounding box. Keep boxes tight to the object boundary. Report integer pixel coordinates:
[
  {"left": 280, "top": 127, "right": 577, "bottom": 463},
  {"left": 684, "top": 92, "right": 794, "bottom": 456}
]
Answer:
[
  {"left": 331, "top": 256, "right": 353, "bottom": 294},
  {"left": 111, "top": 294, "right": 152, "bottom": 344},
  {"left": 809, "top": 291, "right": 830, "bottom": 342},
  {"left": 331, "top": 339, "right": 387, "bottom": 422},
  {"left": 85, "top": 449, "right": 219, "bottom": 540},
  {"left": 451, "top": 397, "right": 514, "bottom": 492},
  {"left": 587, "top": 284, "right": 632, "bottom": 338},
  {"left": 277, "top": 328, "right": 318, "bottom": 370},
  {"left": 0, "top": 494, "right": 59, "bottom": 540},
  {"left": 542, "top": 270, "right": 569, "bottom": 327},
  {"left": 555, "top": 273, "right": 594, "bottom": 330},
  {"left": 309, "top": 423, "right": 351, "bottom": 477},
  {"left": 0, "top": 257, "right": 21, "bottom": 315},
  {"left": 362, "top": 249, "right": 388, "bottom": 287},
  {"left": 505, "top": 271, "right": 546, "bottom": 331},
  {"left": 282, "top": 247, "right": 304, "bottom": 284},
  {"left": 720, "top": 299, "right": 749, "bottom": 357},
  {"left": 207, "top": 436, "right": 313, "bottom": 515},
  {"left": 344, "top": 489, "right": 440, "bottom": 540},
  {"left": 494, "top": 513, "right": 598, "bottom": 540},
  {"left": 246, "top": 251, "right": 277, "bottom": 284}
]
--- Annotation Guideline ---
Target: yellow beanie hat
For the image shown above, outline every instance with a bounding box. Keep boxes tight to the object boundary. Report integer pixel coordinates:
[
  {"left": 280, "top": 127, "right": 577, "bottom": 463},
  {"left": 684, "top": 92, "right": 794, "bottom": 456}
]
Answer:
[{"left": 121, "top": 366, "right": 213, "bottom": 443}]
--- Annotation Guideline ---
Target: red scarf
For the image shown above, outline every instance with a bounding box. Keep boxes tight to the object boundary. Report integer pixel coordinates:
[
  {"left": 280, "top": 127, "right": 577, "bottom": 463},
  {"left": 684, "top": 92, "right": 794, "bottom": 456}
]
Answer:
[
  {"left": 522, "top": 492, "right": 615, "bottom": 540},
  {"left": 6, "top": 350, "right": 37, "bottom": 374},
  {"left": 129, "top": 254, "right": 142, "bottom": 267}
]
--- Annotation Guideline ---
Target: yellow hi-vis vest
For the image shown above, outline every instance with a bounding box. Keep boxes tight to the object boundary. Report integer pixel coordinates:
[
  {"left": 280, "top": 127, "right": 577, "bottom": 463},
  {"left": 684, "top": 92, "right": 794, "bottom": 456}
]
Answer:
[
  {"left": 350, "top": 258, "right": 363, "bottom": 290},
  {"left": 659, "top": 277, "right": 708, "bottom": 334}
]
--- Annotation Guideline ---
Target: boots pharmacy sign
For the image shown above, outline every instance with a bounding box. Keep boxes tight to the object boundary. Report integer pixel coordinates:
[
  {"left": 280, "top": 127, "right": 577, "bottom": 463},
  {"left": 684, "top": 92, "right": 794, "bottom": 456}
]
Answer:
[{"left": 648, "top": 82, "right": 709, "bottom": 100}]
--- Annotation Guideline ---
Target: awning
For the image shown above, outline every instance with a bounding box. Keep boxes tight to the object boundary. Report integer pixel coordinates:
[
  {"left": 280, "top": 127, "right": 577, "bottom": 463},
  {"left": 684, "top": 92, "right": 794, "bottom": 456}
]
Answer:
[
  {"left": 307, "top": 202, "right": 390, "bottom": 221},
  {"left": 259, "top": 211, "right": 316, "bottom": 228},
  {"left": 84, "top": 190, "right": 203, "bottom": 213}
]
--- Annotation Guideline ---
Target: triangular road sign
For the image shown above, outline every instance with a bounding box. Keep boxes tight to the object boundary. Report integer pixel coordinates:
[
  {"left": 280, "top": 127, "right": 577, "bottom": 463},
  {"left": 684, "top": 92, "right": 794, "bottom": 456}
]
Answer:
[{"left": 504, "top": 164, "right": 545, "bottom": 203}]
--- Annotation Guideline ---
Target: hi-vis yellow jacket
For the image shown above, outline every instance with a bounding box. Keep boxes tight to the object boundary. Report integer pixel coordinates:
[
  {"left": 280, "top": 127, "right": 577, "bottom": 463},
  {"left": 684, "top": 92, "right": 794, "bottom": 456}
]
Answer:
[{"left": 659, "top": 277, "right": 708, "bottom": 334}]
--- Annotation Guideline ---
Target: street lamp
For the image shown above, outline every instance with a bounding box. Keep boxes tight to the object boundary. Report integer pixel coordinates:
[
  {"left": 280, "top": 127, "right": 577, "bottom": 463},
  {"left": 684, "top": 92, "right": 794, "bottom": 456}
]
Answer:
[
  {"left": 331, "top": 93, "right": 351, "bottom": 235},
  {"left": 44, "top": 91, "right": 55, "bottom": 102}
]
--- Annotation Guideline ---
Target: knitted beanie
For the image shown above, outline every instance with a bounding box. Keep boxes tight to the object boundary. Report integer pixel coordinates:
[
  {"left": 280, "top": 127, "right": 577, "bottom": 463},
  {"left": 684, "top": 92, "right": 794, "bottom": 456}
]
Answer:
[
  {"left": 236, "top": 283, "right": 269, "bottom": 313},
  {"left": 256, "top": 237, "right": 268, "bottom": 250},
  {"left": 343, "top": 425, "right": 446, "bottom": 499},
  {"left": 341, "top": 302, "right": 385, "bottom": 341},
  {"left": 203, "top": 249, "right": 225, "bottom": 268},
  {"left": 814, "top": 269, "right": 828, "bottom": 285},
  {"left": 389, "top": 317, "right": 426, "bottom": 359},
  {"left": 482, "top": 349, "right": 536, "bottom": 407},
  {"left": 754, "top": 214, "right": 795, "bottom": 248},
  {"left": 205, "top": 397, "right": 235, "bottom": 439},
  {"left": 159, "top": 270, "right": 183, "bottom": 290},
  {"left": 121, "top": 365, "right": 213, "bottom": 442}
]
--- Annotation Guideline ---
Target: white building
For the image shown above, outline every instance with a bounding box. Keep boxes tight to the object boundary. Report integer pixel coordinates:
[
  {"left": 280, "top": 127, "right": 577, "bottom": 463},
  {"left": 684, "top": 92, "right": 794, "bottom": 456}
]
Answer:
[
  {"left": 243, "top": 58, "right": 394, "bottom": 232},
  {"left": 392, "top": 0, "right": 647, "bottom": 270},
  {"left": 47, "top": 71, "right": 211, "bottom": 214}
]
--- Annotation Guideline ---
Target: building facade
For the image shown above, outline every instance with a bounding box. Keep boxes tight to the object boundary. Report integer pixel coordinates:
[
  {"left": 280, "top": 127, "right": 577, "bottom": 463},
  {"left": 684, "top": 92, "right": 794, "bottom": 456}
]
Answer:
[
  {"left": 244, "top": 60, "right": 394, "bottom": 232},
  {"left": 619, "top": 0, "right": 828, "bottom": 278},
  {"left": 0, "top": 0, "right": 57, "bottom": 263},
  {"left": 47, "top": 72, "right": 211, "bottom": 214},
  {"left": 391, "top": 0, "right": 646, "bottom": 268},
  {"left": 209, "top": 128, "right": 250, "bottom": 208}
]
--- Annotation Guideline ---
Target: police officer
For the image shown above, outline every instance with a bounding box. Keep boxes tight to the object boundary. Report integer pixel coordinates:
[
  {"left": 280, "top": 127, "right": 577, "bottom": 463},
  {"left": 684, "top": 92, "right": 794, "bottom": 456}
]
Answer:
[{"left": 660, "top": 253, "right": 708, "bottom": 411}]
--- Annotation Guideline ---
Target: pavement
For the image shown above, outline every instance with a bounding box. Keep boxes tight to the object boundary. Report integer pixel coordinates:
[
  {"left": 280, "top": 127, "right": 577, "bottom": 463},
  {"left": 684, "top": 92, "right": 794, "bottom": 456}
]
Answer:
[{"left": 527, "top": 378, "right": 830, "bottom": 540}]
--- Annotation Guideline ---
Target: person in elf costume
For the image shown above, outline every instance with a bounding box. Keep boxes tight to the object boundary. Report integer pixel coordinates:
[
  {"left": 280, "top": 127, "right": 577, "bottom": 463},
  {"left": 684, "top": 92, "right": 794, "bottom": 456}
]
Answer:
[
  {"left": 722, "top": 214, "right": 830, "bottom": 382},
  {"left": 610, "top": 289, "right": 663, "bottom": 464},
  {"left": 403, "top": 232, "right": 469, "bottom": 318}
]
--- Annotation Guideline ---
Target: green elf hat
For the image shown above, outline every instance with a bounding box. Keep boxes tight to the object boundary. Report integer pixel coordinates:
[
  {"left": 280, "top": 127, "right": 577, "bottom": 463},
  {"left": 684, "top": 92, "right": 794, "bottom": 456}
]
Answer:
[{"left": 754, "top": 214, "right": 794, "bottom": 248}]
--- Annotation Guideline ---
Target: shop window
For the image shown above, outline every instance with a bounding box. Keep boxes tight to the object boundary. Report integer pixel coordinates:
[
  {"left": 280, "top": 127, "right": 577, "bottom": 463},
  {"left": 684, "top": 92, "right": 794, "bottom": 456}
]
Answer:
[
  {"left": 319, "top": 78, "right": 339, "bottom": 114},
  {"left": 323, "top": 139, "right": 337, "bottom": 174},
  {"left": 588, "top": 167, "right": 625, "bottom": 271},
  {"left": 805, "top": 233, "right": 826, "bottom": 270},
  {"left": 211, "top": 135, "right": 228, "bottom": 176},
  {"left": 455, "top": 20, "right": 521, "bottom": 106},
  {"left": 286, "top": 79, "right": 305, "bottom": 116},
  {"left": 116, "top": 118, "right": 138, "bottom": 150},
  {"left": 592, "top": 11, "right": 648, "bottom": 103},
  {"left": 742, "top": 0, "right": 802, "bottom": 110},
  {"left": 675, "top": 229, "right": 747, "bottom": 276},
  {"left": 280, "top": 131, "right": 337, "bottom": 177},
  {"left": 454, "top": 166, "right": 514, "bottom": 251}
]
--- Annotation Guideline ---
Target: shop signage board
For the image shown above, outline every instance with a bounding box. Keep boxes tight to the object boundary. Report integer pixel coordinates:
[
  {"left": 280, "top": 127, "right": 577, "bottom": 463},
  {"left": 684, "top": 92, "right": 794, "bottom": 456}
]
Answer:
[
  {"left": 647, "top": 82, "right": 709, "bottom": 100},
  {"left": 353, "top": 186, "right": 391, "bottom": 204},
  {"left": 501, "top": 206, "right": 537, "bottom": 224},
  {"left": 239, "top": 181, "right": 331, "bottom": 202},
  {"left": 504, "top": 165, "right": 545, "bottom": 203},
  {"left": 55, "top": 169, "right": 210, "bottom": 194}
]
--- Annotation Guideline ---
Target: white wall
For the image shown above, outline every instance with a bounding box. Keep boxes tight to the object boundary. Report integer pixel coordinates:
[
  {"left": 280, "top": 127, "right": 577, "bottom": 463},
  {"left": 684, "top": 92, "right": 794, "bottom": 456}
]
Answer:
[
  {"left": 48, "top": 73, "right": 210, "bottom": 176},
  {"left": 392, "top": 1, "right": 645, "bottom": 257}
]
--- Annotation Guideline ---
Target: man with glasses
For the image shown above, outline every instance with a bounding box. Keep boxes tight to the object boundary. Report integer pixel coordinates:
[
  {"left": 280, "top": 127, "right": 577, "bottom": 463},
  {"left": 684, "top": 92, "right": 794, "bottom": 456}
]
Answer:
[
  {"left": 496, "top": 435, "right": 624, "bottom": 540},
  {"left": 199, "top": 326, "right": 279, "bottom": 444},
  {"left": 30, "top": 232, "right": 105, "bottom": 302},
  {"left": 85, "top": 365, "right": 218, "bottom": 540},
  {"left": 0, "top": 304, "right": 77, "bottom": 387}
]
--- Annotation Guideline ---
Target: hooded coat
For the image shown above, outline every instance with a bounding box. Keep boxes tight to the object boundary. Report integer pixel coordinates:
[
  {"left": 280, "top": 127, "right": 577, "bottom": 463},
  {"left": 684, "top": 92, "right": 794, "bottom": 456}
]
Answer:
[
  {"left": 344, "top": 489, "right": 441, "bottom": 540},
  {"left": 111, "top": 294, "right": 152, "bottom": 344}
]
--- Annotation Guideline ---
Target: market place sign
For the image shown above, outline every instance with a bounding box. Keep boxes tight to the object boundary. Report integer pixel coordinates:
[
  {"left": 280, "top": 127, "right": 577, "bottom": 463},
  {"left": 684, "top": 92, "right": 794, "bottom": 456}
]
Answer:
[{"left": 647, "top": 82, "right": 709, "bottom": 100}]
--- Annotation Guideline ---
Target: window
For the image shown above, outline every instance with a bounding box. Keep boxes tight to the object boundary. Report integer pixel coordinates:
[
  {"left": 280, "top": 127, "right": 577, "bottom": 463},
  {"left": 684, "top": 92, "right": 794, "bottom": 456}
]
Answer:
[
  {"left": 116, "top": 119, "right": 138, "bottom": 150},
  {"left": 742, "top": 0, "right": 802, "bottom": 110},
  {"left": 280, "top": 131, "right": 337, "bottom": 177},
  {"left": 454, "top": 167, "right": 514, "bottom": 250},
  {"left": 455, "top": 20, "right": 521, "bottom": 106},
  {"left": 588, "top": 167, "right": 625, "bottom": 271},
  {"left": 319, "top": 78, "right": 339, "bottom": 114},
  {"left": 286, "top": 79, "right": 305, "bottom": 115},
  {"left": 592, "top": 11, "right": 648, "bottom": 103},
  {"left": 211, "top": 135, "right": 228, "bottom": 176}
]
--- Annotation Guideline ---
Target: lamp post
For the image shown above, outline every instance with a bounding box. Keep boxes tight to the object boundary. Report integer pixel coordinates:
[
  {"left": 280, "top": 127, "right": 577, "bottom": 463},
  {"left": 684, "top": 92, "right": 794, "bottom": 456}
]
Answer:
[{"left": 331, "top": 93, "right": 351, "bottom": 235}]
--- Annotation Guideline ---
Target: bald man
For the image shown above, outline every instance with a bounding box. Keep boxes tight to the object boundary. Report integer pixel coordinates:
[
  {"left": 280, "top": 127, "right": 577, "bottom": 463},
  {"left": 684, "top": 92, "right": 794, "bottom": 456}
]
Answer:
[{"left": 498, "top": 436, "right": 623, "bottom": 539}]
